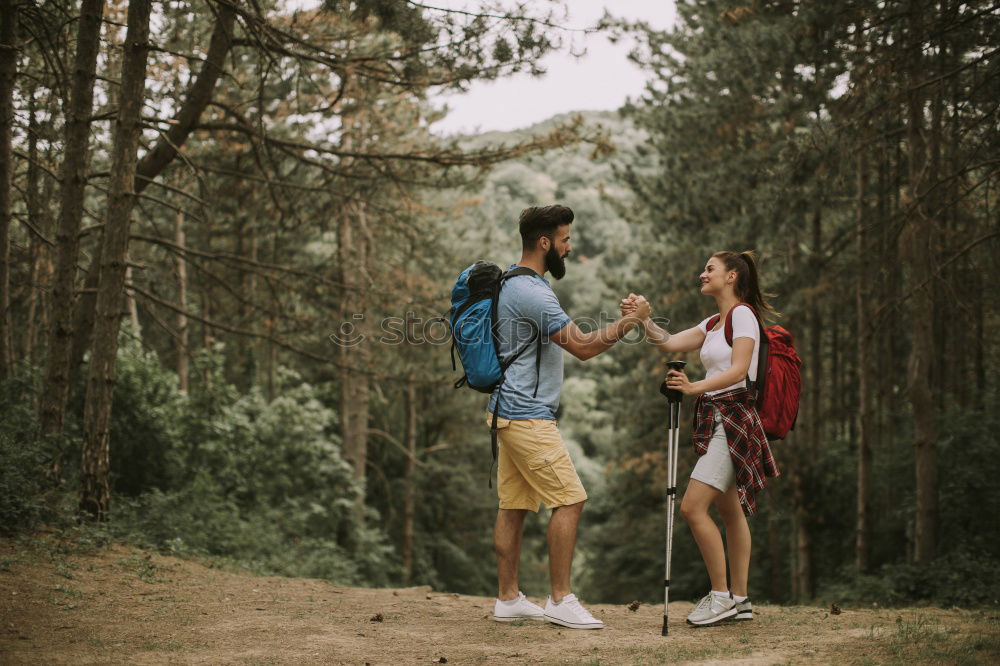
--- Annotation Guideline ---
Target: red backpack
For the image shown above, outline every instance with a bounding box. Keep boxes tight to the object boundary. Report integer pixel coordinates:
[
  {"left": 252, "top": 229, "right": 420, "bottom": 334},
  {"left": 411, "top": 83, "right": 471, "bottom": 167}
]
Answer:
[{"left": 706, "top": 304, "right": 801, "bottom": 440}]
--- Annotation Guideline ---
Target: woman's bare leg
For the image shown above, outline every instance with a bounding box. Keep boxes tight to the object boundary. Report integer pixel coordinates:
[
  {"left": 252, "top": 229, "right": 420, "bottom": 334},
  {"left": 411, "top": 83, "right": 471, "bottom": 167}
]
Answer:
[
  {"left": 680, "top": 479, "right": 727, "bottom": 592},
  {"left": 715, "top": 485, "right": 751, "bottom": 597}
]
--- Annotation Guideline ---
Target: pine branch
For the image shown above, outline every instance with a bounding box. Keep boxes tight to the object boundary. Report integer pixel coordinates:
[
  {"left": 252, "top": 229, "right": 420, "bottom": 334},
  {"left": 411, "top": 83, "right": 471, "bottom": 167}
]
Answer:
[
  {"left": 134, "top": 0, "right": 236, "bottom": 194},
  {"left": 130, "top": 232, "right": 347, "bottom": 291}
]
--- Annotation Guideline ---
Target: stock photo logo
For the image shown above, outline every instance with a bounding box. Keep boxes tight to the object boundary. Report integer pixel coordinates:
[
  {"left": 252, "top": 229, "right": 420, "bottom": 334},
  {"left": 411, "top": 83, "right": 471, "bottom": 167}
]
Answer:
[
  {"left": 329, "top": 312, "right": 670, "bottom": 349},
  {"left": 329, "top": 313, "right": 366, "bottom": 348},
  {"left": 328, "top": 312, "right": 455, "bottom": 348}
]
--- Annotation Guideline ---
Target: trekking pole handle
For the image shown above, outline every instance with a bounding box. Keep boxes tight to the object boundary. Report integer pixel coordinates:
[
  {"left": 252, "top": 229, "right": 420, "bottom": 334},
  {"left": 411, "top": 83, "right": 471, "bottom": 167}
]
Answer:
[{"left": 659, "top": 360, "right": 687, "bottom": 404}]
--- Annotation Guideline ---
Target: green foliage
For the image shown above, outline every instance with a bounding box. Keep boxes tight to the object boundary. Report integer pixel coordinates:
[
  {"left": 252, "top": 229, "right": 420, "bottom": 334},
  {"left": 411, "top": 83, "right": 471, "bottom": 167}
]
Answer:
[
  {"left": 0, "top": 429, "right": 48, "bottom": 535},
  {"left": 821, "top": 550, "right": 1000, "bottom": 608},
  {"left": 818, "top": 397, "right": 1000, "bottom": 607},
  {"left": 5, "top": 0, "right": 996, "bottom": 610},
  {"left": 812, "top": 396, "right": 997, "bottom": 606},
  {"left": 107, "top": 335, "right": 184, "bottom": 496},
  {"left": 937, "top": 397, "right": 1000, "bottom": 561},
  {"left": 0, "top": 371, "right": 52, "bottom": 533},
  {"left": 105, "top": 344, "right": 395, "bottom": 586},
  {"left": 588, "top": 0, "right": 1000, "bottom": 608},
  {"left": 0, "top": 342, "right": 393, "bottom": 586},
  {"left": 321, "top": 0, "right": 560, "bottom": 85}
]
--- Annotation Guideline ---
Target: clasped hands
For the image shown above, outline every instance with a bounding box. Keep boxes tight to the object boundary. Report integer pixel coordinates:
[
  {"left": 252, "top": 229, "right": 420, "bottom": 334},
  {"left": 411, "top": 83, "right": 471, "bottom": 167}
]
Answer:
[
  {"left": 619, "top": 292, "right": 650, "bottom": 321},
  {"left": 619, "top": 293, "right": 697, "bottom": 395}
]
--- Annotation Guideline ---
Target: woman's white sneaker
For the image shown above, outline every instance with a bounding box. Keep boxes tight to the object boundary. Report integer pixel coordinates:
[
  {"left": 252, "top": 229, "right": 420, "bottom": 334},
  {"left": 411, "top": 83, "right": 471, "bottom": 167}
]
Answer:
[
  {"left": 493, "top": 591, "right": 545, "bottom": 622},
  {"left": 686, "top": 592, "right": 737, "bottom": 626},
  {"left": 733, "top": 598, "right": 753, "bottom": 621},
  {"left": 543, "top": 593, "right": 604, "bottom": 629}
]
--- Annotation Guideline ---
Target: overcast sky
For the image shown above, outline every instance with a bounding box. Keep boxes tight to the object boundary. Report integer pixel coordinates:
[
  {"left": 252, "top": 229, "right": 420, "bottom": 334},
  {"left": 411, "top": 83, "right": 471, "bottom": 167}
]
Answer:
[
  {"left": 283, "top": 1, "right": 676, "bottom": 135},
  {"left": 432, "top": 1, "right": 676, "bottom": 135}
]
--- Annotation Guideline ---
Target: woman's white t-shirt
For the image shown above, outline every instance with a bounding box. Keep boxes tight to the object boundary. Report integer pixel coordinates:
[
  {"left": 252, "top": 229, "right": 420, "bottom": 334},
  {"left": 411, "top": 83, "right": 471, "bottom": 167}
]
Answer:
[{"left": 697, "top": 305, "right": 760, "bottom": 396}]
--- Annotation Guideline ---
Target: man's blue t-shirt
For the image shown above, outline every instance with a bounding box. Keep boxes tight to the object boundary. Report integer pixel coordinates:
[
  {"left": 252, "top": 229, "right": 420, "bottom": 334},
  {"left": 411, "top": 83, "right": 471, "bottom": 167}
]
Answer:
[{"left": 487, "top": 266, "right": 571, "bottom": 420}]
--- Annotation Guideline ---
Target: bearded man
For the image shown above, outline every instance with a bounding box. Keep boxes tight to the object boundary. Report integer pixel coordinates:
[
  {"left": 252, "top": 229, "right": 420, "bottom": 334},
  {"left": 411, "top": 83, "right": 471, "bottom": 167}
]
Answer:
[{"left": 487, "top": 204, "right": 649, "bottom": 629}]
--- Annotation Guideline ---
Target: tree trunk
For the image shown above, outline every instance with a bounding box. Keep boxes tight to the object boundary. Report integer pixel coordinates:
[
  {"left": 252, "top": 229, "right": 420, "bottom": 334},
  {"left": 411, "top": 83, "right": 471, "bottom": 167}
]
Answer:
[
  {"left": 80, "top": 0, "right": 152, "bottom": 520},
  {"left": 0, "top": 1, "right": 17, "bottom": 379},
  {"left": 338, "top": 204, "right": 371, "bottom": 487},
  {"left": 69, "top": 0, "right": 124, "bottom": 378},
  {"left": 265, "top": 234, "right": 277, "bottom": 401},
  {"left": 929, "top": 65, "right": 947, "bottom": 402},
  {"left": 767, "top": 494, "right": 782, "bottom": 601},
  {"left": 23, "top": 88, "right": 46, "bottom": 364},
  {"left": 338, "top": 101, "right": 371, "bottom": 495},
  {"left": 792, "top": 208, "right": 823, "bottom": 601},
  {"left": 201, "top": 283, "right": 211, "bottom": 350},
  {"left": 175, "top": 208, "right": 189, "bottom": 394},
  {"left": 975, "top": 284, "right": 984, "bottom": 400},
  {"left": 903, "top": 0, "right": 938, "bottom": 564},
  {"left": 39, "top": 0, "right": 106, "bottom": 444},
  {"left": 402, "top": 376, "right": 417, "bottom": 584},
  {"left": 855, "top": 151, "right": 874, "bottom": 572},
  {"left": 68, "top": 270, "right": 100, "bottom": 376},
  {"left": 241, "top": 221, "right": 257, "bottom": 390},
  {"left": 794, "top": 488, "right": 811, "bottom": 602},
  {"left": 125, "top": 265, "right": 141, "bottom": 333},
  {"left": 66, "top": 1, "right": 235, "bottom": 389}
]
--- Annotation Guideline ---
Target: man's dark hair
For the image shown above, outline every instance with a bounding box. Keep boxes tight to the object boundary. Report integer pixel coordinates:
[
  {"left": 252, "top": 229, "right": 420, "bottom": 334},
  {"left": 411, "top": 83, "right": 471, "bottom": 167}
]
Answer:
[{"left": 519, "top": 205, "right": 574, "bottom": 250}]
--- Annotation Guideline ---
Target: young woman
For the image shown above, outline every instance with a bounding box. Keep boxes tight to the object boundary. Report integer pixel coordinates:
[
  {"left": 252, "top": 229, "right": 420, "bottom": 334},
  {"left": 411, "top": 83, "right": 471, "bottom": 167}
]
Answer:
[{"left": 621, "top": 250, "right": 780, "bottom": 626}]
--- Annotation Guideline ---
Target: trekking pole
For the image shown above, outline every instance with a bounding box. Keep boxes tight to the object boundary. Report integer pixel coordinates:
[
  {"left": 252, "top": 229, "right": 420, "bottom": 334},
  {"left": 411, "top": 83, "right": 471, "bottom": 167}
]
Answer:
[{"left": 659, "top": 360, "right": 686, "bottom": 636}]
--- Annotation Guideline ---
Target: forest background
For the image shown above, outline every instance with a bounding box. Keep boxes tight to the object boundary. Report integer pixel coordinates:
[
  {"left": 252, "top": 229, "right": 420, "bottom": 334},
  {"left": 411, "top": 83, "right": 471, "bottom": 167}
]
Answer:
[{"left": 1, "top": 0, "right": 998, "bottom": 609}]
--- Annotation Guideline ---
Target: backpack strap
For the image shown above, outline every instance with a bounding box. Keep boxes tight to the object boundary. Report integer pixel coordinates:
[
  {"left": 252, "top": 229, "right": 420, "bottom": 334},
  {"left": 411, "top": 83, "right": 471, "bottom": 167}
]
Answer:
[
  {"left": 501, "top": 266, "right": 538, "bottom": 281},
  {"left": 490, "top": 401, "right": 501, "bottom": 488},
  {"left": 491, "top": 266, "right": 537, "bottom": 357},
  {"left": 706, "top": 314, "right": 721, "bottom": 335},
  {"left": 724, "top": 307, "right": 736, "bottom": 347},
  {"left": 494, "top": 265, "right": 544, "bottom": 396},
  {"left": 533, "top": 332, "right": 543, "bottom": 398},
  {"left": 711, "top": 303, "right": 768, "bottom": 402},
  {"left": 708, "top": 302, "right": 755, "bottom": 346},
  {"left": 756, "top": 322, "right": 770, "bottom": 405},
  {"left": 487, "top": 266, "right": 543, "bottom": 487}
]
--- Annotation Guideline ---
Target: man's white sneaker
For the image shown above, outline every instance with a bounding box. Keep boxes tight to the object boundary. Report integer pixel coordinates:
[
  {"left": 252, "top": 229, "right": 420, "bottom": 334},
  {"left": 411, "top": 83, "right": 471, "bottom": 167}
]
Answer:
[
  {"left": 493, "top": 592, "right": 545, "bottom": 622},
  {"left": 543, "top": 593, "right": 604, "bottom": 630},
  {"left": 686, "top": 592, "right": 737, "bottom": 626}
]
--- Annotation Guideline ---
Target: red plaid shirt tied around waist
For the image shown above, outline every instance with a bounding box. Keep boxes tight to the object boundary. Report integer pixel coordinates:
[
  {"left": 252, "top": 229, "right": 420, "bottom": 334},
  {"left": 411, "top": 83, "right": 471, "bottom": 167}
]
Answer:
[{"left": 693, "top": 388, "right": 780, "bottom": 517}]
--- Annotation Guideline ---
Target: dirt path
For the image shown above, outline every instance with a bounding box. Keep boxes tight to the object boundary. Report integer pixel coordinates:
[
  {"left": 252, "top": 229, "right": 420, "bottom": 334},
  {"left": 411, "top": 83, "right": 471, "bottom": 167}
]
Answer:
[{"left": 1, "top": 537, "right": 997, "bottom": 665}]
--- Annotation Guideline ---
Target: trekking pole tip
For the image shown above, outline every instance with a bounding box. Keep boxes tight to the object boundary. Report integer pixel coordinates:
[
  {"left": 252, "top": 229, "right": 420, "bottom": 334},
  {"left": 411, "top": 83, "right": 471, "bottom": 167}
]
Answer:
[{"left": 661, "top": 616, "right": 669, "bottom": 636}]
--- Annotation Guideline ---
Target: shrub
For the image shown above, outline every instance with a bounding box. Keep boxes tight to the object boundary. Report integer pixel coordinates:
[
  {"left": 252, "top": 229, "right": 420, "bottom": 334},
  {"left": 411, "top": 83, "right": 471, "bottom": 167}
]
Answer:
[
  {"left": 106, "top": 346, "right": 396, "bottom": 585},
  {"left": 817, "top": 550, "right": 1000, "bottom": 607},
  {"left": 0, "top": 370, "right": 56, "bottom": 534}
]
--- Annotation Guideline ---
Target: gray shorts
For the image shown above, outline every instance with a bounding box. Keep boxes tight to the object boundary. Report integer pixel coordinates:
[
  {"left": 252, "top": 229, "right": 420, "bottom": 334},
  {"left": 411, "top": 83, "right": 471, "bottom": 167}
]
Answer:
[{"left": 690, "top": 410, "right": 735, "bottom": 493}]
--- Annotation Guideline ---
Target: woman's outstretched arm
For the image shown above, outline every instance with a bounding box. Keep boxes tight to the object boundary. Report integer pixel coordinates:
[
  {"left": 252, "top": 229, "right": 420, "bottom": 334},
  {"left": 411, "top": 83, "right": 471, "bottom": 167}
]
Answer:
[
  {"left": 643, "top": 319, "right": 706, "bottom": 353},
  {"left": 620, "top": 294, "right": 706, "bottom": 353}
]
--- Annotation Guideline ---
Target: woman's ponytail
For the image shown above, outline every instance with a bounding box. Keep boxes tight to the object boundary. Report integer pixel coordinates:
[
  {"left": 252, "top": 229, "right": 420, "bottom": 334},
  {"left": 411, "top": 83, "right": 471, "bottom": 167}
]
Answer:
[{"left": 713, "top": 250, "right": 778, "bottom": 320}]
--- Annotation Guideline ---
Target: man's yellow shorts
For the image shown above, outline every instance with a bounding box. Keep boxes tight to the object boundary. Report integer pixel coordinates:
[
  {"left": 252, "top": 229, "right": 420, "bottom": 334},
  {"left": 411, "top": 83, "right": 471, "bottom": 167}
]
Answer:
[{"left": 487, "top": 412, "right": 588, "bottom": 511}]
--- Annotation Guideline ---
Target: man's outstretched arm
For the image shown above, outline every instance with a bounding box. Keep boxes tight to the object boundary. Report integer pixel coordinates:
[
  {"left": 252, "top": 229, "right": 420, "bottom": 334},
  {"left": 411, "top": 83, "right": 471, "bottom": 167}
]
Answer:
[{"left": 550, "top": 300, "right": 650, "bottom": 361}]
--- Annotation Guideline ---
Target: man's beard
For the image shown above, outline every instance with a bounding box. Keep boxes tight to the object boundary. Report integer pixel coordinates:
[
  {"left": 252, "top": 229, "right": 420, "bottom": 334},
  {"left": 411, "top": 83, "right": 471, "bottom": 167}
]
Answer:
[{"left": 545, "top": 245, "right": 568, "bottom": 280}]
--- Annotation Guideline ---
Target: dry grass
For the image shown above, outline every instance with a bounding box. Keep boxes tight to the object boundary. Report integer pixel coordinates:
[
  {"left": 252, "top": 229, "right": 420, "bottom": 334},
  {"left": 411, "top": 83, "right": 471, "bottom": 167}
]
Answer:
[{"left": 1, "top": 534, "right": 998, "bottom": 665}]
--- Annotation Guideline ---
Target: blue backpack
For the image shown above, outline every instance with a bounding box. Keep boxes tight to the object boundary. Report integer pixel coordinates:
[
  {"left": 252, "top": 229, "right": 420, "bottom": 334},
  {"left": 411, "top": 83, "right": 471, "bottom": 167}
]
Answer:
[{"left": 449, "top": 261, "right": 542, "bottom": 481}]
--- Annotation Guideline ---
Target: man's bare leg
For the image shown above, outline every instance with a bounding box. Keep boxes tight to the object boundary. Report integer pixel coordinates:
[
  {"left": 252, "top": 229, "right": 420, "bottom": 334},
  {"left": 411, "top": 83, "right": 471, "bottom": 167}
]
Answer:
[
  {"left": 547, "top": 500, "right": 585, "bottom": 601},
  {"left": 495, "top": 508, "right": 528, "bottom": 600}
]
